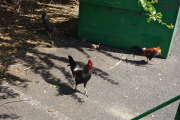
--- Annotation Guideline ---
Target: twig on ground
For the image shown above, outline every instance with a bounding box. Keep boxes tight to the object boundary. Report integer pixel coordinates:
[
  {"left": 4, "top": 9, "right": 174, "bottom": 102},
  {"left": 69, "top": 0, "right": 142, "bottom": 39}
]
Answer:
[
  {"left": 109, "top": 55, "right": 124, "bottom": 69},
  {"left": 0, "top": 99, "right": 30, "bottom": 106}
]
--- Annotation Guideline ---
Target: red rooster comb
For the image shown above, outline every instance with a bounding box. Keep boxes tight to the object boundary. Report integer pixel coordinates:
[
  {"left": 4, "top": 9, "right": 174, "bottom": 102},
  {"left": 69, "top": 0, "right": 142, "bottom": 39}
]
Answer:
[
  {"left": 57, "top": 30, "right": 62, "bottom": 34},
  {"left": 88, "top": 60, "right": 93, "bottom": 70}
]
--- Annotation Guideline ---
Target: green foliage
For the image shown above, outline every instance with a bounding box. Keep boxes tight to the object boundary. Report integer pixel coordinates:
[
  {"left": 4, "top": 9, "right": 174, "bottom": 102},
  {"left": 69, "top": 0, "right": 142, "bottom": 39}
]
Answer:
[{"left": 138, "top": 0, "right": 174, "bottom": 29}]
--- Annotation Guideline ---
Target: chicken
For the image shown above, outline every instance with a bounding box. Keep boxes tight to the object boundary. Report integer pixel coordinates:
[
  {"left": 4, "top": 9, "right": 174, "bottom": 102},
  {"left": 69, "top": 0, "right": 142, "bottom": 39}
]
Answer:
[
  {"left": 68, "top": 55, "right": 93, "bottom": 97},
  {"left": 41, "top": 13, "right": 61, "bottom": 37},
  {"left": 91, "top": 43, "right": 100, "bottom": 51},
  {"left": 130, "top": 46, "right": 162, "bottom": 64}
]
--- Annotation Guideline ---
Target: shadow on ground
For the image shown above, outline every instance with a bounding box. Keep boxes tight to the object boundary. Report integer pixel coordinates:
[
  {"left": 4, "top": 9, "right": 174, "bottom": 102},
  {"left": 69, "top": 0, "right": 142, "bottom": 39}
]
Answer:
[{"left": 0, "top": 1, "right": 146, "bottom": 104}]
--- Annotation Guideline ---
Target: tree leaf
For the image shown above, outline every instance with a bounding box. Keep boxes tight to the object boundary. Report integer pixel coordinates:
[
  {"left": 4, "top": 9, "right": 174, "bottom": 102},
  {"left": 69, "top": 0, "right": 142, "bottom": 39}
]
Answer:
[{"left": 138, "top": 0, "right": 174, "bottom": 29}]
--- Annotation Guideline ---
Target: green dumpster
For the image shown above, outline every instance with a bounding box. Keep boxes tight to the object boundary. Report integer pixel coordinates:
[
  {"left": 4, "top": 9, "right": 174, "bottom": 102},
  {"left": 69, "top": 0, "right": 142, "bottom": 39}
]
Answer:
[{"left": 78, "top": 0, "right": 180, "bottom": 58}]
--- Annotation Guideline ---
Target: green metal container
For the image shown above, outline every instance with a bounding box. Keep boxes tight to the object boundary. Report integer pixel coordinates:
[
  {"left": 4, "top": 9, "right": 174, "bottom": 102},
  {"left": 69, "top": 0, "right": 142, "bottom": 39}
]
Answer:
[{"left": 78, "top": 0, "right": 180, "bottom": 58}]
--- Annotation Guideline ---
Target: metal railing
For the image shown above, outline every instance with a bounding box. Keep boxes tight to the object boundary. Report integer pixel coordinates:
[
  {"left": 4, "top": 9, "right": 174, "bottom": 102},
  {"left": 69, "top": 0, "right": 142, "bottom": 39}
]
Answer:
[{"left": 131, "top": 95, "right": 180, "bottom": 120}]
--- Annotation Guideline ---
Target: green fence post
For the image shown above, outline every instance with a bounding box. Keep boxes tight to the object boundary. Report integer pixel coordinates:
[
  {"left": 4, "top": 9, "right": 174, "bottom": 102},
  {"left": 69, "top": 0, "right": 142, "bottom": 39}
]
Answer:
[
  {"left": 175, "top": 102, "right": 180, "bottom": 120},
  {"left": 131, "top": 95, "right": 180, "bottom": 120}
]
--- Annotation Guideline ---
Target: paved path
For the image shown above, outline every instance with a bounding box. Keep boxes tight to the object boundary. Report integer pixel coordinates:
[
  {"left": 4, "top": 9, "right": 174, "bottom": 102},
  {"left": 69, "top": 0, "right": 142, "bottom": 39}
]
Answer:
[{"left": 0, "top": 24, "right": 180, "bottom": 120}]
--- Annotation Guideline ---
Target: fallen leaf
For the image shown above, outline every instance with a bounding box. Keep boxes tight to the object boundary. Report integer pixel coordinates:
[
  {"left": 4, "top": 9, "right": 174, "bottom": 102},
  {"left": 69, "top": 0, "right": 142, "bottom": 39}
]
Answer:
[
  {"left": 52, "top": 84, "right": 59, "bottom": 88},
  {"left": 48, "top": 109, "right": 57, "bottom": 112},
  {"left": 109, "top": 55, "right": 123, "bottom": 69},
  {"left": 2, "top": 96, "right": 8, "bottom": 99}
]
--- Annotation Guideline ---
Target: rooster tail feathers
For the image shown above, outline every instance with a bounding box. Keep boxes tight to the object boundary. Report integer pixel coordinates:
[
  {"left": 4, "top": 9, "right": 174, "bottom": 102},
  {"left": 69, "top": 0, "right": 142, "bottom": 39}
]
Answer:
[
  {"left": 130, "top": 46, "right": 147, "bottom": 57},
  {"left": 68, "top": 55, "right": 77, "bottom": 72},
  {"left": 130, "top": 46, "right": 144, "bottom": 52},
  {"left": 130, "top": 46, "right": 144, "bottom": 56}
]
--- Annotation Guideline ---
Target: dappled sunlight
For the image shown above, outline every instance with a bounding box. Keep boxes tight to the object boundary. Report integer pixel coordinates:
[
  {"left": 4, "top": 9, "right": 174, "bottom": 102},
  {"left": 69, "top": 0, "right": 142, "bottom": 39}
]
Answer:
[
  {"left": 108, "top": 106, "right": 134, "bottom": 120},
  {"left": 1, "top": 46, "right": 120, "bottom": 103},
  {"left": 0, "top": 1, "right": 78, "bottom": 55}
]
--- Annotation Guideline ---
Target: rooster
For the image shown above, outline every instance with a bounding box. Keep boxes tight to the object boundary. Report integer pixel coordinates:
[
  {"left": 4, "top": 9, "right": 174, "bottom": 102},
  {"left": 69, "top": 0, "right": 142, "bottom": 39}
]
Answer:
[
  {"left": 41, "top": 13, "right": 61, "bottom": 37},
  {"left": 130, "top": 46, "right": 162, "bottom": 64},
  {"left": 68, "top": 55, "right": 93, "bottom": 97}
]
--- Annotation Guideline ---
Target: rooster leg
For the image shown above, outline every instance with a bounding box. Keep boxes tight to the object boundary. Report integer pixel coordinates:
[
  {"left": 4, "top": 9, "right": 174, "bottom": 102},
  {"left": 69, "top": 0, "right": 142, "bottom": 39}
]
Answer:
[
  {"left": 147, "top": 59, "right": 152, "bottom": 64},
  {"left": 47, "top": 31, "right": 49, "bottom": 36},
  {"left": 75, "top": 83, "right": 77, "bottom": 90},
  {"left": 51, "top": 41, "right": 54, "bottom": 47},
  {"left": 133, "top": 54, "right": 135, "bottom": 58},
  {"left": 84, "top": 88, "right": 88, "bottom": 97},
  {"left": 146, "top": 57, "right": 149, "bottom": 64},
  {"left": 84, "top": 83, "right": 88, "bottom": 97},
  {"left": 47, "top": 32, "right": 52, "bottom": 38}
]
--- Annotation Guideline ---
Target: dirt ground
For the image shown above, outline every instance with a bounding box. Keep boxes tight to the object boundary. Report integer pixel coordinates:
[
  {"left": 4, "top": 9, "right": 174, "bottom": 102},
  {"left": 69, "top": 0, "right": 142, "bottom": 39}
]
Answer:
[{"left": 0, "top": 1, "right": 79, "bottom": 55}]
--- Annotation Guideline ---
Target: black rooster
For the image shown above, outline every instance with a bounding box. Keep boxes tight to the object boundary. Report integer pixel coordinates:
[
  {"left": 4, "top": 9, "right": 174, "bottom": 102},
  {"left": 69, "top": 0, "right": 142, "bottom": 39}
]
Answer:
[
  {"left": 41, "top": 13, "right": 60, "bottom": 37},
  {"left": 68, "top": 55, "right": 93, "bottom": 97}
]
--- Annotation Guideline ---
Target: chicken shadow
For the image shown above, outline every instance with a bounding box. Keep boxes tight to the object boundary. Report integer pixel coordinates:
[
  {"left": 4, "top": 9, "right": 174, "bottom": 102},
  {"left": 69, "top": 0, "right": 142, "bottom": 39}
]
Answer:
[{"left": 122, "top": 58, "right": 148, "bottom": 66}]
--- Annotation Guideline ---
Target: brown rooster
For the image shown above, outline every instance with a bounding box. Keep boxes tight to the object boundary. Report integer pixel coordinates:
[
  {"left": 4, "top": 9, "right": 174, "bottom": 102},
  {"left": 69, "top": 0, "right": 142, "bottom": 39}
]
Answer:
[{"left": 131, "top": 46, "right": 162, "bottom": 64}]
